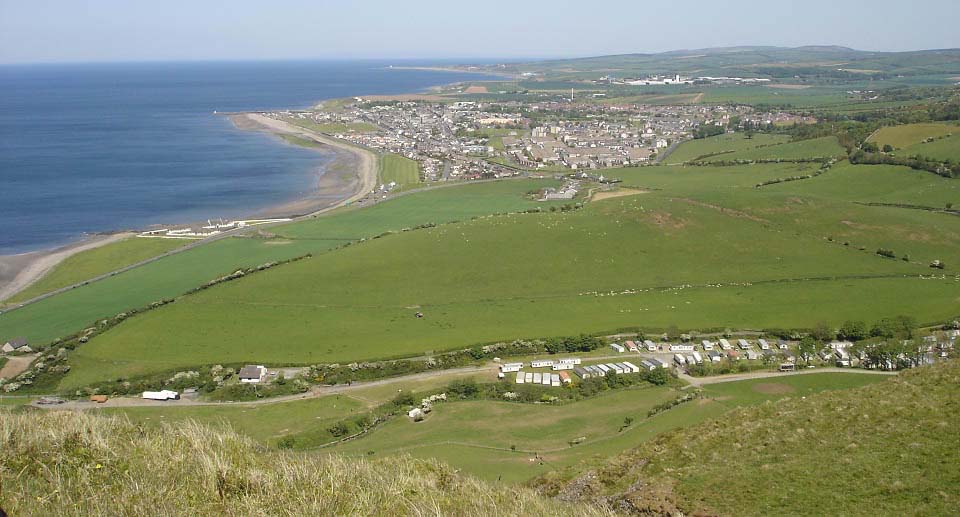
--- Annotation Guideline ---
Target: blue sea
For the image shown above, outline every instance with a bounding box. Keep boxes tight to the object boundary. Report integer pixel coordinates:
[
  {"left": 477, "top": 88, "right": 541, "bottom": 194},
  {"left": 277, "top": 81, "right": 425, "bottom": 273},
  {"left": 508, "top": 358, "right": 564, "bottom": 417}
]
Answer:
[{"left": 0, "top": 61, "right": 494, "bottom": 254}]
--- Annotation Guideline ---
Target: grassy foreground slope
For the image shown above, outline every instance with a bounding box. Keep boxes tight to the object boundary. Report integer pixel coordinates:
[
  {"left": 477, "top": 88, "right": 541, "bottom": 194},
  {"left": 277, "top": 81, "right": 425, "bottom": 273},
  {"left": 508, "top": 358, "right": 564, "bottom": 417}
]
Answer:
[
  {"left": 0, "top": 411, "right": 606, "bottom": 517},
  {"left": 0, "top": 179, "right": 558, "bottom": 345},
  {"left": 664, "top": 133, "right": 790, "bottom": 164},
  {"left": 379, "top": 153, "right": 421, "bottom": 187},
  {"left": 2, "top": 237, "right": 185, "bottom": 306},
  {"left": 538, "top": 362, "right": 960, "bottom": 516}
]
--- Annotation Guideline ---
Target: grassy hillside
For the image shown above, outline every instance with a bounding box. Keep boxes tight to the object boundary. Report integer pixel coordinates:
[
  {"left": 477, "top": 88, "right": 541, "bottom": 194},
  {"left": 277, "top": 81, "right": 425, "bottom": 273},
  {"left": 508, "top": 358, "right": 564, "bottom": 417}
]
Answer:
[
  {"left": 537, "top": 361, "right": 960, "bottom": 516},
  {"left": 58, "top": 162, "right": 960, "bottom": 386},
  {"left": 710, "top": 136, "right": 846, "bottom": 161},
  {"left": 867, "top": 122, "right": 958, "bottom": 148},
  {"left": 664, "top": 133, "right": 790, "bottom": 164},
  {"left": 0, "top": 179, "right": 559, "bottom": 346},
  {"left": 3, "top": 237, "right": 185, "bottom": 306},
  {"left": 0, "top": 411, "right": 607, "bottom": 516}
]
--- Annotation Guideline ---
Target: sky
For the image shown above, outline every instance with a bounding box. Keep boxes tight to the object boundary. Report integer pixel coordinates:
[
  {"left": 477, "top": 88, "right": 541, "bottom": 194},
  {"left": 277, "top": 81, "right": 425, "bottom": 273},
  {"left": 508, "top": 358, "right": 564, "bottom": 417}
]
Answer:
[{"left": 2, "top": 0, "right": 959, "bottom": 64}]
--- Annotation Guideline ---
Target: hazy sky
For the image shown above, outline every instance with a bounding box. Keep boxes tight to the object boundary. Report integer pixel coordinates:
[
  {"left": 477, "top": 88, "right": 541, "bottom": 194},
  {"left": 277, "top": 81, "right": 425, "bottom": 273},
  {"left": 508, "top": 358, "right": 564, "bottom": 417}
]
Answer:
[{"left": 2, "top": 0, "right": 959, "bottom": 63}]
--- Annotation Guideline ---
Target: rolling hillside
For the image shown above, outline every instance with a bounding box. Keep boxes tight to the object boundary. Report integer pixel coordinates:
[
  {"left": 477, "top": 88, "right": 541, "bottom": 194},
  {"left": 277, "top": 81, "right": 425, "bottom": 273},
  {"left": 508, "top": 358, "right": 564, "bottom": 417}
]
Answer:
[{"left": 536, "top": 360, "right": 960, "bottom": 516}]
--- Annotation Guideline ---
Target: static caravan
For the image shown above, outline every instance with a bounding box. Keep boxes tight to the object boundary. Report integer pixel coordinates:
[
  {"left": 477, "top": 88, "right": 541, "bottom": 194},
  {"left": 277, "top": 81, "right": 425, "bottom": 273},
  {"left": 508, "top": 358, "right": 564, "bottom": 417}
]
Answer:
[
  {"left": 644, "top": 340, "right": 658, "bottom": 351},
  {"left": 701, "top": 340, "right": 714, "bottom": 351},
  {"left": 745, "top": 350, "right": 760, "bottom": 360},
  {"left": 692, "top": 352, "right": 704, "bottom": 365},
  {"left": 673, "top": 353, "right": 687, "bottom": 366},
  {"left": 738, "top": 339, "right": 751, "bottom": 350},
  {"left": 142, "top": 390, "right": 179, "bottom": 401},
  {"left": 640, "top": 360, "right": 656, "bottom": 371},
  {"left": 515, "top": 372, "right": 525, "bottom": 384},
  {"left": 727, "top": 350, "right": 740, "bottom": 360},
  {"left": 552, "top": 362, "right": 575, "bottom": 371},
  {"left": 500, "top": 363, "right": 523, "bottom": 373},
  {"left": 597, "top": 364, "right": 612, "bottom": 374},
  {"left": 558, "top": 371, "right": 572, "bottom": 384},
  {"left": 533, "top": 372, "right": 542, "bottom": 384},
  {"left": 685, "top": 354, "right": 697, "bottom": 365},
  {"left": 574, "top": 367, "right": 591, "bottom": 379},
  {"left": 551, "top": 374, "right": 561, "bottom": 387},
  {"left": 758, "top": 339, "right": 771, "bottom": 350},
  {"left": 778, "top": 339, "right": 789, "bottom": 350},
  {"left": 649, "top": 358, "right": 669, "bottom": 369},
  {"left": 670, "top": 343, "right": 695, "bottom": 352},
  {"left": 525, "top": 372, "right": 534, "bottom": 383},
  {"left": 531, "top": 359, "right": 554, "bottom": 368},
  {"left": 835, "top": 349, "right": 851, "bottom": 367},
  {"left": 624, "top": 340, "right": 639, "bottom": 352},
  {"left": 718, "top": 338, "right": 732, "bottom": 350},
  {"left": 558, "top": 357, "right": 582, "bottom": 365},
  {"left": 610, "top": 343, "right": 626, "bottom": 353},
  {"left": 708, "top": 351, "right": 723, "bottom": 362},
  {"left": 587, "top": 365, "right": 605, "bottom": 377},
  {"left": 623, "top": 361, "right": 641, "bottom": 373},
  {"left": 779, "top": 363, "right": 796, "bottom": 372},
  {"left": 607, "top": 363, "right": 624, "bottom": 374},
  {"left": 542, "top": 374, "right": 552, "bottom": 386}
]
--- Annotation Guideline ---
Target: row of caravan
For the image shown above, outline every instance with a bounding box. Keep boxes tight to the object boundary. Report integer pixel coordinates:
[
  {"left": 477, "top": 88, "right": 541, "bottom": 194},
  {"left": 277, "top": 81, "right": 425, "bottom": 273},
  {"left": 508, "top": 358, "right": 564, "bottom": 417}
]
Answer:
[{"left": 500, "top": 357, "right": 582, "bottom": 374}]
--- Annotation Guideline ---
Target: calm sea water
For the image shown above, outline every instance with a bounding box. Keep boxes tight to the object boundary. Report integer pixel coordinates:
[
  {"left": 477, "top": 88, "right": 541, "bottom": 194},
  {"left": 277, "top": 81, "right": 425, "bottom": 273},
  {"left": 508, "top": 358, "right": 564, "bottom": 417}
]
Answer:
[{"left": 0, "top": 61, "right": 494, "bottom": 254}]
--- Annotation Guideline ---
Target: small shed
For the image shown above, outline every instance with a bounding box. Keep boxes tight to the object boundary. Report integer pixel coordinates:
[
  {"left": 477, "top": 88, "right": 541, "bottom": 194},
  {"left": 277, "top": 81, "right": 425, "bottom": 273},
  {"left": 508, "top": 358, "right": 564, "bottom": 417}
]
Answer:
[{"left": 2, "top": 337, "right": 31, "bottom": 354}]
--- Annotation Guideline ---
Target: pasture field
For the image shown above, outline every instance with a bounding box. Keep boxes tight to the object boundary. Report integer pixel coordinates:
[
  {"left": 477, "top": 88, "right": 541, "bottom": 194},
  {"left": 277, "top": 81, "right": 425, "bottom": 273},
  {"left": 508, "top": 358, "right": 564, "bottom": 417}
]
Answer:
[
  {"left": 704, "top": 135, "right": 845, "bottom": 161},
  {"left": 698, "top": 86, "right": 852, "bottom": 107},
  {"left": 324, "top": 373, "right": 887, "bottom": 482},
  {"left": 378, "top": 153, "right": 421, "bottom": 187},
  {"left": 2, "top": 237, "right": 186, "bottom": 306},
  {"left": 664, "top": 133, "right": 790, "bottom": 164},
  {"left": 58, "top": 161, "right": 960, "bottom": 387},
  {"left": 866, "top": 122, "right": 958, "bottom": 149},
  {"left": 0, "top": 179, "right": 561, "bottom": 346},
  {"left": 901, "top": 135, "right": 960, "bottom": 162}
]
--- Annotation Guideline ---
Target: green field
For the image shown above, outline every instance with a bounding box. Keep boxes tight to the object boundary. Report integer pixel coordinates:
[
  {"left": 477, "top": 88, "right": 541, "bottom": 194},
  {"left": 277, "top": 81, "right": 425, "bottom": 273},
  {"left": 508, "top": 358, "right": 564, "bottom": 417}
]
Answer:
[
  {"left": 664, "top": 133, "right": 790, "bottom": 164},
  {"left": 543, "top": 362, "right": 960, "bottom": 516},
  {"left": 57, "top": 161, "right": 960, "bottom": 387},
  {"left": 706, "top": 136, "right": 846, "bottom": 161},
  {"left": 0, "top": 179, "right": 560, "bottom": 348},
  {"left": 3, "top": 237, "right": 186, "bottom": 306},
  {"left": 867, "top": 122, "right": 958, "bottom": 148},
  {"left": 283, "top": 117, "right": 379, "bottom": 134},
  {"left": 379, "top": 153, "right": 421, "bottom": 187}
]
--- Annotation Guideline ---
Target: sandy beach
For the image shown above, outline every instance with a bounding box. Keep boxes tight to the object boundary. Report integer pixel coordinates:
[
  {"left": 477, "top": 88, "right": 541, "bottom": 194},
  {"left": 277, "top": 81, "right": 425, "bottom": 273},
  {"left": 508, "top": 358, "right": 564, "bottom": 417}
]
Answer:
[{"left": 0, "top": 232, "right": 133, "bottom": 304}]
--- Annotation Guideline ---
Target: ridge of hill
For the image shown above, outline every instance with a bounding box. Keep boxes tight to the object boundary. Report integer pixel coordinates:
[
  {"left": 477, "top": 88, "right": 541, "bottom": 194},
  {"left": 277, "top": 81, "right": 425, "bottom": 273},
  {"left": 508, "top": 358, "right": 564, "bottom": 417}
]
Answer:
[{"left": 0, "top": 409, "right": 609, "bottom": 516}]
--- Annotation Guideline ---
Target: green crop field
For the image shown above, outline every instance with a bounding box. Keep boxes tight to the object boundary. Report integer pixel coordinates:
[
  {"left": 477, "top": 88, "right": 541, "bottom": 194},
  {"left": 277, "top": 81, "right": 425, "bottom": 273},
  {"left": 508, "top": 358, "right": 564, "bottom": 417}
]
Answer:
[
  {"left": 323, "top": 373, "right": 886, "bottom": 482},
  {"left": 704, "top": 136, "right": 846, "bottom": 161},
  {"left": 3, "top": 237, "right": 186, "bottom": 306},
  {"left": 544, "top": 362, "right": 959, "bottom": 516},
  {"left": 664, "top": 133, "right": 790, "bottom": 164},
  {"left": 379, "top": 153, "right": 421, "bottom": 187},
  {"left": 0, "top": 179, "right": 560, "bottom": 347},
  {"left": 56, "top": 161, "right": 960, "bottom": 388},
  {"left": 867, "top": 122, "right": 958, "bottom": 148}
]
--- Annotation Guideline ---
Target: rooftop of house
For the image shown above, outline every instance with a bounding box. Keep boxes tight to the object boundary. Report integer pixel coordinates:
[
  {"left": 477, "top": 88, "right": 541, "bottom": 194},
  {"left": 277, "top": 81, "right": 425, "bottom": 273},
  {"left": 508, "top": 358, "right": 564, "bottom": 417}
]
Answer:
[{"left": 4, "top": 337, "right": 28, "bottom": 349}]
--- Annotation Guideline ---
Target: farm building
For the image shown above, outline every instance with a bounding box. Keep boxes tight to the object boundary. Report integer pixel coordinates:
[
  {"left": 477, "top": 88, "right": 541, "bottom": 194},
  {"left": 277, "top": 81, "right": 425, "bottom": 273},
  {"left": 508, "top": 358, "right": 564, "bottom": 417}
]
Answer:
[
  {"left": 718, "top": 338, "right": 733, "bottom": 350},
  {"left": 500, "top": 362, "right": 523, "bottom": 373},
  {"left": 643, "top": 340, "right": 658, "bottom": 351},
  {"left": 610, "top": 343, "right": 625, "bottom": 353},
  {"left": 2, "top": 337, "right": 31, "bottom": 354},
  {"left": 531, "top": 359, "right": 554, "bottom": 368},
  {"left": 239, "top": 365, "right": 267, "bottom": 384}
]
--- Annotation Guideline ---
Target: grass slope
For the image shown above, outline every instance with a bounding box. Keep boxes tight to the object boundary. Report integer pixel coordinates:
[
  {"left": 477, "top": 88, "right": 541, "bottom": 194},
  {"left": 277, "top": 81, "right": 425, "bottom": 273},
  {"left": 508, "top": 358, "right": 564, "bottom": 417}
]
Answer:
[
  {"left": 867, "top": 122, "right": 958, "bottom": 148},
  {"left": 0, "top": 179, "right": 558, "bottom": 346},
  {"left": 709, "top": 136, "right": 845, "bottom": 161},
  {"left": 3, "top": 237, "right": 185, "bottom": 306},
  {"left": 1, "top": 410, "right": 607, "bottom": 516},
  {"left": 665, "top": 133, "right": 790, "bottom": 164},
  {"left": 540, "top": 362, "right": 960, "bottom": 516}
]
